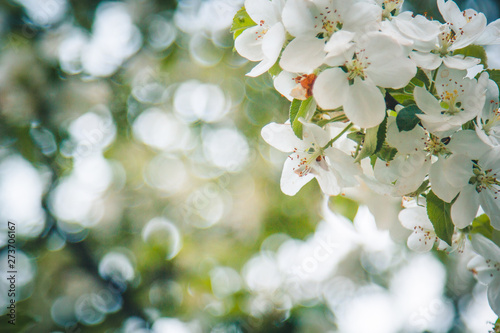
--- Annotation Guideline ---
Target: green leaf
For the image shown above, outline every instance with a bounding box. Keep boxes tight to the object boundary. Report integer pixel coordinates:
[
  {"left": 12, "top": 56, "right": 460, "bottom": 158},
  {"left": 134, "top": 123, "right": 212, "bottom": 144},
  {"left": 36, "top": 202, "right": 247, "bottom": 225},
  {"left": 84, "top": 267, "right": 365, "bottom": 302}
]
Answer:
[
  {"left": 426, "top": 190, "right": 455, "bottom": 246},
  {"left": 289, "top": 99, "right": 301, "bottom": 124},
  {"left": 376, "top": 144, "right": 397, "bottom": 162},
  {"left": 268, "top": 60, "right": 282, "bottom": 77},
  {"left": 396, "top": 104, "right": 423, "bottom": 132},
  {"left": 230, "top": 7, "right": 257, "bottom": 40},
  {"left": 354, "top": 117, "right": 387, "bottom": 163},
  {"left": 415, "top": 68, "right": 430, "bottom": 89},
  {"left": 391, "top": 93, "right": 414, "bottom": 105},
  {"left": 347, "top": 131, "right": 364, "bottom": 144},
  {"left": 453, "top": 44, "right": 488, "bottom": 68},
  {"left": 292, "top": 97, "right": 316, "bottom": 138},
  {"left": 328, "top": 195, "right": 359, "bottom": 222},
  {"left": 486, "top": 69, "right": 500, "bottom": 88},
  {"left": 471, "top": 214, "right": 493, "bottom": 239}
]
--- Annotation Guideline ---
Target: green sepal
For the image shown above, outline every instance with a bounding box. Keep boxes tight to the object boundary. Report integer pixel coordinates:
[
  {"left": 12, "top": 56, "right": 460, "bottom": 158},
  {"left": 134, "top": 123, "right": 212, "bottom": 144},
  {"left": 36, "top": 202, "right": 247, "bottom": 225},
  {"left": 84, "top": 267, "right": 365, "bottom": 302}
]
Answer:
[
  {"left": 291, "top": 97, "right": 316, "bottom": 138},
  {"left": 354, "top": 116, "right": 387, "bottom": 163}
]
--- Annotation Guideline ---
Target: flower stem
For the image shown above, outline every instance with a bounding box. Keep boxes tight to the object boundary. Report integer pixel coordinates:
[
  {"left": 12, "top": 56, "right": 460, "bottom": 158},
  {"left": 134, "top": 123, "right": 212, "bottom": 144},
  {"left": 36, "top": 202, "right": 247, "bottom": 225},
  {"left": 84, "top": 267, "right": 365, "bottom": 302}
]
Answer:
[
  {"left": 429, "top": 68, "right": 439, "bottom": 94},
  {"left": 323, "top": 122, "right": 353, "bottom": 149}
]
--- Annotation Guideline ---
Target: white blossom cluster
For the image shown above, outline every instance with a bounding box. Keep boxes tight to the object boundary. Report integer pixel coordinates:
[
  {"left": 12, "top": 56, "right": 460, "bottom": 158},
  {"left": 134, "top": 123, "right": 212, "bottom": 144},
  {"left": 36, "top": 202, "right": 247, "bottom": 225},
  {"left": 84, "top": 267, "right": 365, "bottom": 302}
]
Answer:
[{"left": 233, "top": 0, "right": 500, "bottom": 316}]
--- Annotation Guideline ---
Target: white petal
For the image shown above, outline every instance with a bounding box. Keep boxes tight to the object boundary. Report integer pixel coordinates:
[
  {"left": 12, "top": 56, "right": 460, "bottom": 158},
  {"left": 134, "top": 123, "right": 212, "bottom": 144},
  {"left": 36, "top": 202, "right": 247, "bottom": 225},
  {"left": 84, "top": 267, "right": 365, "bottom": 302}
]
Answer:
[
  {"left": 280, "top": 156, "right": 314, "bottom": 196},
  {"left": 479, "top": 191, "right": 500, "bottom": 231},
  {"left": 399, "top": 206, "right": 434, "bottom": 230},
  {"left": 312, "top": 68, "right": 348, "bottom": 110},
  {"left": 366, "top": 54, "right": 417, "bottom": 89},
  {"left": 443, "top": 154, "right": 473, "bottom": 189},
  {"left": 451, "top": 184, "right": 480, "bottom": 228},
  {"left": 394, "top": 14, "right": 441, "bottom": 42},
  {"left": 280, "top": 36, "right": 325, "bottom": 73},
  {"left": 324, "top": 30, "right": 355, "bottom": 57},
  {"left": 246, "top": 23, "right": 286, "bottom": 77},
  {"left": 407, "top": 230, "right": 436, "bottom": 252},
  {"left": 314, "top": 166, "right": 341, "bottom": 196},
  {"left": 414, "top": 86, "right": 442, "bottom": 115},
  {"left": 386, "top": 118, "right": 427, "bottom": 153},
  {"left": 301, "top": 121, "right": 330, "bottom": 147},
  {"left": 261, "top": 122, "right": 301, "bottom": 152},
  {"left": 487, "top": 277, "right": 500, "bottom": 316},
  {"left": 410, "top": 51, "right": 442, "bottom": 70},
  {"left": 344, "top": 78, "right": 386, "bottom": 128},
  {"left": 274, "top": 71, "right": 296, "bottom": 101},
  {"left": 245, "top": 0, "right": 280, "bottom": 25},
  {"left": 281, "top": 0, "right": 316, "bottom": 37},
  {"left": 475, "top": 18, "right": 500, "bottom": 45},
  {"left": 234, "top": 26, "right": 264, "bottom": 61},
  {"left": 467, "top": 254, "right": 496, "bottom": 285},
  {"left": 442, "top": 55, "right": 481, "bottom": 70},
  {"left": 438, "top": 0, "right": 466, "bottom": 27},
  {"left": 429, "top": 157, "right": 461, "bottom": 202},
  {"left": 471, "top": 233, "right": 500, "bottom": 262},
  {"left": 343, "top": 2, "right": 381, "bottom": 33},
  {"left": 448, "top": 130, "right": 490, "bottom": 159}
]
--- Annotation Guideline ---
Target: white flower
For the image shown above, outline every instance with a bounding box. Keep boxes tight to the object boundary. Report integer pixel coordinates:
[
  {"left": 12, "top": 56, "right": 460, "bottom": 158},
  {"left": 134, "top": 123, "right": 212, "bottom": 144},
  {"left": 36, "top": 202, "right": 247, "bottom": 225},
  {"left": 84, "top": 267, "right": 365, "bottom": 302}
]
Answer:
[
  {"left": 279, "top": 0, "right": 381, "bottom": 73},
  {"left": 399, "top": 203, "right": 439, "bottom": 252},
  {"left": 382, "top": 11, "right": 441, "bottom": 48},
  {"left": 409, "top": 0, "right": 487, "bottom": 70},
  {"left": 234, "top": 0, "right": 286, "bottom": 77},
  {"left": 476, "top": 79, "right": 500, "bottom": 147},
  {"left": 426, "top": 129, "right": 489, "bottom": 205},
  {"left": 468, "top": 234, "right": 500, "bottom": 316},
  {"left": 415, "top": 66, "right": 488, "bottom": 136},
  {"left": 373, "top": 118, "right": 431, "bottom": 196},
  {"left": 312, "top": 32, "right": 416, "bottom": 128},
  {"left": 261, "top": 120, "right": 360, "bottom": 196},
  {"left": 451, "top": 147, "right": 500, "bottom": 230}
]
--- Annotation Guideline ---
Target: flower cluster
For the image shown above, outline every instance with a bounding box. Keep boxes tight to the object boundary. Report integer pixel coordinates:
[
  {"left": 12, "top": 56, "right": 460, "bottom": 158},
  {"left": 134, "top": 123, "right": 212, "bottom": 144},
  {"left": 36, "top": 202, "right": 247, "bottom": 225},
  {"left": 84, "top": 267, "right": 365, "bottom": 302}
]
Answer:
[{"left": 232, "top": 0, "right": 500, "bottom": 315}]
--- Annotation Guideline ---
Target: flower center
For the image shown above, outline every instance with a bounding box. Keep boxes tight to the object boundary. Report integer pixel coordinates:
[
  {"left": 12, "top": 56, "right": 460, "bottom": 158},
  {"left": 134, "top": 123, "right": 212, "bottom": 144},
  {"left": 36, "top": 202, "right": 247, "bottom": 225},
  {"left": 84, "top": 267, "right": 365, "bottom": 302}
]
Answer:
[
  {"left": 314, "top": 7, "right": 342, "bottom": 39},
  {"left": 254, "top": 20, "right": 269, "bottom": 40},
  {"left": 424, "top": 136, "right": 451, "bottom": 156},
  {"left": 470, "top": 164, "right": 500, "bottom": 196},
  {"left": 290, "top": 143, "right": 325, "bottom": 177},
  {"left": 439, "top": 89, "right": 464, "bottom": 115},
  {"left": 345, "top": 53, "right": 369, "bottom": 81},
  {"left": 381, "top": 0, "right": 403, "bottom": 19}
]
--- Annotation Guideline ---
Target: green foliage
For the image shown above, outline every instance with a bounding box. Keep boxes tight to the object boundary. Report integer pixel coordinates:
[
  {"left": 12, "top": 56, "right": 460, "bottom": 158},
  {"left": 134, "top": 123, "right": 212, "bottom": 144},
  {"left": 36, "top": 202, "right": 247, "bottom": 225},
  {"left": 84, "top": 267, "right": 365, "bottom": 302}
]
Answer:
[
  {"left": 354, "top": 116, "right": 387, "bottom": 163},
  {"left": 375, "top": 144, "right": 398, "bottom": 162},
  {"left": 426, "top": 191, "right": 454, "bottom": 246},
  {"left": 453, "top": 44, "right": 488, "bottom": 68},
  {"left": 396, "top": 104, "right": 423, "bottom": 132},
  {"left": 289, "top": 99, "right": 301, "bottom": 123},
  {"left": 328, "top": 195, "right": 359, "bottom": 222},
  {"left": 291, "top": 97, "right": 316, "bottom": 138},
  {"left": 487, "top": 69, "right": 500, "bottom": 88},
  {"left": 231, "top": 7, "right": 257, "bottom": 40},
  {"left": 268, "top": 60, "right": 282, "bottom": 77},
  {"left": 471, "top": 214, "right": 493, "bottom": 239},
  {"left": 415, "top": 68, "right": 430, "bottom": 89}
]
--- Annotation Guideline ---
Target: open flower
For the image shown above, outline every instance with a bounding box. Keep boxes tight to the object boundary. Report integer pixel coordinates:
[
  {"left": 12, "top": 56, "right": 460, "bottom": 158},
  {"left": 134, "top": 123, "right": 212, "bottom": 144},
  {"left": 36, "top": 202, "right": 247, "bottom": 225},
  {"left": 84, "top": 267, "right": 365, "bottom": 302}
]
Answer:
[
  {"left": 261, "top": 120, "right": 360, "bottom": 196},
  {"left": 410, "top": 0, "right": 487, "bottom": 70},
  {"left": 312, "top": 31, "right": 416, "bottom": 128},
  {"left": 468, "top": 234, "right": 500, "bottom": 316},
  {"left": 476, "top": 79, "right": 500, "bottom": 147},
  {"left": 279, "top": 0, "right": 381, "bottom": 73},
  {"left": 234, "top": 0, "right": 286, "bottom": 77},
  {"left": 399, "top": 202, "right": 439, "bottom": 252},
  {"left": 415, "top": 66, "right": 488, "bottom": 136}
]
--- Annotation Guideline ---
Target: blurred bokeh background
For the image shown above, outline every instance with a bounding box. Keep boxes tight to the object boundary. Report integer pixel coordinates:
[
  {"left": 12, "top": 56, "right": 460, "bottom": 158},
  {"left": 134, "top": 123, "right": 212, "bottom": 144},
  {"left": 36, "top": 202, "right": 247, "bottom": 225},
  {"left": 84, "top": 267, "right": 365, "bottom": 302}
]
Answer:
[{"left": 0, "top": 0, "right": 499, "bottom": 332}]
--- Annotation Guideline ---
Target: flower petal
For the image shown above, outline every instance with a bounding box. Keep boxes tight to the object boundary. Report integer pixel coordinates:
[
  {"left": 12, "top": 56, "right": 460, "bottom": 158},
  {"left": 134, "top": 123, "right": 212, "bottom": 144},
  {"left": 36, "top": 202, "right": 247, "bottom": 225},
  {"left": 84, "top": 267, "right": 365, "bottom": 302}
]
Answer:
[
  {"left": 407, "top": 230, "right": 436, "bottom": 252},
  {"left": 399, "top": 206, "right": 434, "bottom": 230},
  {"left": 487, "top": 277, "right": 500, "bottom": 316},
  {"left": 280, "top": 156, "right": 314, "bottom": 195},
  {"left": 414, "top": 86, "right": 443, "bottom": 116},
  {"left": 344, "top": 78, "right": 386, "bottom": 128},
  {"left": 442, "top": 55, "right": 481, "bottom": 70},
  {"left": 479, "top": 190, "right": 500, "bottom": 231},
  {"left": 280, "top": 36, "right": 326, "bottom": 73},
  {"left": 429, "top": 157, "right": 461, "bottom": 202},
  {"left": 451, "top": 184, "right": 480, "bottom": 228},
  {"left": 234, "top": 26, "right": 264, "bottom": 61},
  {"left": 247, "top": 23, "right": 285, "bottom": 77},
  {"left": 312, "top": 68, "right": 348, "bottom": 110},
  {"left": 261, "top": 122, "right": 301, "bottom": 152},
  {"left": 471, "top": 233, "right": 500, "bottom": 263},
  {"left": 410, "top": 51, "right": 442, "bottom": 70},
  {"left": 274, "top": 71, "right": 296, "bottom": 101}
]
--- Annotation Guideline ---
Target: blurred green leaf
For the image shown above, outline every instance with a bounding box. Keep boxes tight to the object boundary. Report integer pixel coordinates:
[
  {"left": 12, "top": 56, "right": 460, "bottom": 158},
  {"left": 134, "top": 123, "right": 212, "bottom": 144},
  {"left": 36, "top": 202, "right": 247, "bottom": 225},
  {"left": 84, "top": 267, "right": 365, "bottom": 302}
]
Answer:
[
  {"left": 328, "top": 195, "right": 359, "bottom": 222},
  {"left": 292, "top": 97, "right": 315, "bottom": 138}
]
